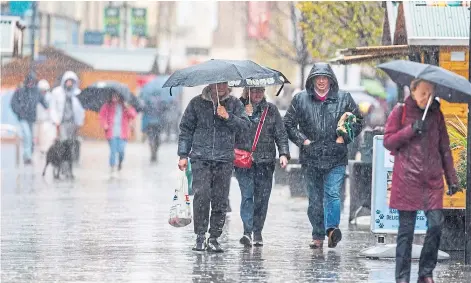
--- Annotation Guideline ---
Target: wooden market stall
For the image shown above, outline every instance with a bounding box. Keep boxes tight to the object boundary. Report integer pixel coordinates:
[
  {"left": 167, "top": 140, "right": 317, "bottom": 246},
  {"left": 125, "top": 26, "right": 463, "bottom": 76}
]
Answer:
[
  {"left": 1, "top": 45, "right": 160, "bottom": 141},
  {"left": 331, "top": 1, "right": 469, "bottom": 250}
]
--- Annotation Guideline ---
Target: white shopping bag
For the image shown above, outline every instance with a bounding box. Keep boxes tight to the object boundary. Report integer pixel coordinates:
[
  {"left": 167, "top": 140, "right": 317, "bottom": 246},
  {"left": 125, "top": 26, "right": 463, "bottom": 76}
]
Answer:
[{"left": 168, "top": 172, "right": 192, "bottom": 228}]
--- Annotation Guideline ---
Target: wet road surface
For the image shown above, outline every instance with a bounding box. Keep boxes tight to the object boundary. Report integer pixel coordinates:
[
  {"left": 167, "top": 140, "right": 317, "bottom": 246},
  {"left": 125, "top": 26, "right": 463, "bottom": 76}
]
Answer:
[{"left": 1, "top": 141, "right": 470, "bottom": 282}]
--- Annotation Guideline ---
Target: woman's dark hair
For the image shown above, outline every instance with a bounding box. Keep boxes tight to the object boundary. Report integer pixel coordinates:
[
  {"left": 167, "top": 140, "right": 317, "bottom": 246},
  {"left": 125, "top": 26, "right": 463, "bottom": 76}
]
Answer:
[{"left": 108, "top": 91, "right": 124, "bottom": 104}]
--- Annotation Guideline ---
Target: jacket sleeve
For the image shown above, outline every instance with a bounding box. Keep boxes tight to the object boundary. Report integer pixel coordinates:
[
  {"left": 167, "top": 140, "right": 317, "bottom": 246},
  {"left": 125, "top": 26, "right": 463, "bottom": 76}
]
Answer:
[
  {"left": 273, "top": 105, "right": 290, "bottom": 159},
  {"left": 383, "top": 105, "right": 416, "bottom": 152},
  {"left": 283, "top": 94, "right": 308, "bottom": 147},
  {"left": 10, "top": 89, "right": 20, "bottom": 117},
  {"left": 224, "top": 99, "right": 250, "bottom": 132},
  {"left": 124, "top": 105, "right": 137, "bottom": 120},
  {"left": 438, "top": 111, "right": 458, "bottom": 187},
  {"left": 345, "top": 92, "right": 363, "bottom": 139},
  {"left": 178, "top": 99, "right": 197, "bottom": 159},
  {"left": 99, "top": 104, "right": 109, "bottom": 129},
  {"left": 73, "top": 97, "right": 85, "bottom": 127}
]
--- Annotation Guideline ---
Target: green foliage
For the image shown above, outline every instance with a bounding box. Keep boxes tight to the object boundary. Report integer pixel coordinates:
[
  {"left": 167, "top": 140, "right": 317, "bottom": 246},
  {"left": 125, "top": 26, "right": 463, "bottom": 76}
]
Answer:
[
  {"left": 297, "top": 2, "right": 385, "bottom": 60},
  {"left": 447, "top": 115, "right": 467, "bottom": 189}
]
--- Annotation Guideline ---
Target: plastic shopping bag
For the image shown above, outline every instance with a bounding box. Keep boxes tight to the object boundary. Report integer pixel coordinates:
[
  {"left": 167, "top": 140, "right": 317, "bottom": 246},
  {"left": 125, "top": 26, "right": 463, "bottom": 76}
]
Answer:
[{"left": 168, "top": 172, "right": 192, "bottom": 228}]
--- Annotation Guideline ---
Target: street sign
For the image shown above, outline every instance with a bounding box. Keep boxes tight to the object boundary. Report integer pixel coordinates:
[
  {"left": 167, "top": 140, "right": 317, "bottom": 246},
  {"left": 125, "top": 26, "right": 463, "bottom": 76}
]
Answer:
[
  {"left": 104, "top": 7, "right": 120, "bottom": 47},
  {"left": 8, "top": 1, "right": 32, "bottom": 18},
  {"left": 84, "top": 31, "right": 104, "bottom": 46},
  {"left": 371, "top": 135, "right": 428, "bottom": 234}
]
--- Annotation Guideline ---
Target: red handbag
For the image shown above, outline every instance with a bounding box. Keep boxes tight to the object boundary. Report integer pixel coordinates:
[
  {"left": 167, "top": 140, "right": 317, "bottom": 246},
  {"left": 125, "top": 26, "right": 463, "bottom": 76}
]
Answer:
[{"left": 234, "top": 107, "right": 269, "bottom": 168}]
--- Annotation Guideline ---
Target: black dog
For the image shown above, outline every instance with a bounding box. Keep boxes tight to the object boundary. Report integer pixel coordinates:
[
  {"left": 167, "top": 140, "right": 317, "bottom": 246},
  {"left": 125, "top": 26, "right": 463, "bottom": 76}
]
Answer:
[{"left": 42, "top": 139, "right": 74, "bottom": 179}]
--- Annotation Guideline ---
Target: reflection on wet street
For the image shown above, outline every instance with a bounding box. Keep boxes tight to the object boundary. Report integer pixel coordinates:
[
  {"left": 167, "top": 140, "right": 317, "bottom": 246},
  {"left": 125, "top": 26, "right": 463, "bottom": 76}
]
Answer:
[{"left": 2, "top": 142, "right": 470, "bottom": 282}]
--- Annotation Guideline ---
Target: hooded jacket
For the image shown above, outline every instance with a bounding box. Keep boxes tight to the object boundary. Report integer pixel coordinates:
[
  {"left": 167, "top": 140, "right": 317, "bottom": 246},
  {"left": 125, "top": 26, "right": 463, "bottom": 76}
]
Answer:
[
  {"left": 234, "top": 97, "right": 290, "bottom": 163},
  {"left": 178, "top": 86, "right": 250, "bottom": 162},
  {"left": 10, "top": 72, "right": 48, "bottom": 122},
  {"left": 50, "top": 71, "right": 85, "bottom": 126},
  {"left": 283, "top": 63, "right": 363, "bottom": 169}
]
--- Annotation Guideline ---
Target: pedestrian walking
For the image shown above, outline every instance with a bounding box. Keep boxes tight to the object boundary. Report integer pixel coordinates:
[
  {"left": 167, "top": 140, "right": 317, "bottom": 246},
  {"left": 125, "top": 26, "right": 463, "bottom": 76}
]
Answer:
[
  {"left": 99, "top": 92, "right": 137, "bottom": 175},
  {"left": 35, "top": 80, "right": 56, "bottom": 154},
  {"left": 383, "top": 79, "right": 459, "bottom": 283},
  {"left": 50, "top": 71, "right": 85, "bottom": 161},
  {"left": 235, "top": 87, "right": 290, "bottom": 247},
  {"left": 142, "top": 94, "right": 166, "bottom": 163},
  {"left": 177, "top": 82, "right": 249, "bottom": 253},
  {"left": 284, "top": 62, "right": 362, "bottom": 249},
  {"left": 10, "top": 72, "right": 49, "bottom": 164}
]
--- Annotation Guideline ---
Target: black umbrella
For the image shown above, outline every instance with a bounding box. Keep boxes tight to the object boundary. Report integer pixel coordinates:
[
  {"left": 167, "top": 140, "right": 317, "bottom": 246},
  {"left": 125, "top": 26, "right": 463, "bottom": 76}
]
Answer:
[
  {"left": 162, "top": 59, "right": 290, "bottom": 95},
  {"left": 77, "top": 81, "right": 143, "bottom": 112},
  {"left": 377, "top": 60, "right": 471, "bottom": 103}
]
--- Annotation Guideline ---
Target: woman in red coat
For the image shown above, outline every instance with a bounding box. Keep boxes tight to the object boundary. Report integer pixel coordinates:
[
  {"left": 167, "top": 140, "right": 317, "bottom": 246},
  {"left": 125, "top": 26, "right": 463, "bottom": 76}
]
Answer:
[{"left": 384, "top": 79, "right": 459, "bottom": 283}]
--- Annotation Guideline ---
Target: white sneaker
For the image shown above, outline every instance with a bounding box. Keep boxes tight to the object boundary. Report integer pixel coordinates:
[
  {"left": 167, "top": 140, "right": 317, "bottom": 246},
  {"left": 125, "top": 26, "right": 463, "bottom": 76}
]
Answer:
[{"left": 110, "top": 167, "right": 117, "bottom": 178}]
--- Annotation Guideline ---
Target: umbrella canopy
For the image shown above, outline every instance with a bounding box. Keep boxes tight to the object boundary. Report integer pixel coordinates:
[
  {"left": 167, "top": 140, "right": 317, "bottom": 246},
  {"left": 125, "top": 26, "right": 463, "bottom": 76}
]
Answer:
[
  {"left": 162, "top": 59, "right": 290, "bottom": 95},
  {"left": 140, "top": 76, "right": 182, "bottom": 103},
  {"left": 377, "top": 60, "right": 471, "bottom": 103},
  {"left": 77, "top": 81, "right": 143, "bottom": 112},
  {"left": 361, "top": 79, "right": 387, "bottom": 99}
]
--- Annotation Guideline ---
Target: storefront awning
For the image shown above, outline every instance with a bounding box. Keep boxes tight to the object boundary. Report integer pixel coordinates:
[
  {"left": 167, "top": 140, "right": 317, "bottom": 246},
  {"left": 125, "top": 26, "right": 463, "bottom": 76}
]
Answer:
[{"left": 330, "top": 45, "right": 411, "bottom": 65}]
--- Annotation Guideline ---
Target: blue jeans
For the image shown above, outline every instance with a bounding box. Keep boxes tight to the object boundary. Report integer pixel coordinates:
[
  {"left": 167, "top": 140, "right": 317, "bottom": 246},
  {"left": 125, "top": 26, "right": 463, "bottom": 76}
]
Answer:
[
  {"left": 304, "top": 164, "right": 346, "bottom": 240},
  {"left": 108, "top": 137, "right": 126, "bottom": 167},
  {"left": 235, "top": 162, "right": 275, "bottom": 235},
  {"left": 19, "top": 120, "right": 33, "bottom": 161}
]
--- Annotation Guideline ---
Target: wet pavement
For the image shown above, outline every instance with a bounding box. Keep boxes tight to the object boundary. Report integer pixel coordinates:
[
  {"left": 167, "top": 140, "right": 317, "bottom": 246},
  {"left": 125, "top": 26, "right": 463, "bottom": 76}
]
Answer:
[{"left": 1, "top": 141, "right": 470, "bottom": 282}]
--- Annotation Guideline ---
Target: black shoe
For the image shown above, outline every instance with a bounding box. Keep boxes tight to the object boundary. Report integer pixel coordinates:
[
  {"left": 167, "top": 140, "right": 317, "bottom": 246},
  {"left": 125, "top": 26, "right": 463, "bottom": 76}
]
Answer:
[
  {"left": 118, "top": 161, "right": 123, "bottom": 171},
  {"left": 150, "top": 153, "right": 157, "bottom": 163},
  {"left": 328, "top": 228, "right": 342, "bottom": 248},
  {"left": 192, "top": 235, "right": 206, "bottom": 252},
  {"left": 240, "top": 234, "right": 252, "bottom": 247},
  {"left": 207, "top": 238, "right": 224, "bottom": 253},
  {"left": 253, "top": 233, "right": 263, "bottom": 247}
]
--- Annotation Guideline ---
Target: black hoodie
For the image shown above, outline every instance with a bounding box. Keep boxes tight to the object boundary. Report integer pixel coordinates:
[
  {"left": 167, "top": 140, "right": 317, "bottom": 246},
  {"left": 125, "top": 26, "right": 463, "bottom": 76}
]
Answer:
[
  {"left": 11, "top": 72, "right": 48, "bottom": 122},
  {"left": 283, "top": 63, "right": 363, "bottom": 169}
]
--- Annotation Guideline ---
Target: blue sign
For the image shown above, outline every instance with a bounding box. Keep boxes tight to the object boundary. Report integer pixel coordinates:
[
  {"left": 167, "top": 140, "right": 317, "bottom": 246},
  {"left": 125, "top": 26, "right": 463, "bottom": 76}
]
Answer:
[
  {"left": 8, "top": 1, "right": 32, "bottom": 18},
  {"left": 371, "top": 135, "right": 428, "bottom": 234},
  {"left": 84, "top": 31, "right": 104, "bottom": 45}
]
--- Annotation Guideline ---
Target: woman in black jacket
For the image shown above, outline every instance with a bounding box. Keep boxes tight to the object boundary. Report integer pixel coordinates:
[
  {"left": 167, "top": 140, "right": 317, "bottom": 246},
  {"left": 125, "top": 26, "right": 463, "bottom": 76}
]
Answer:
[{"left": 235, "top": 87, "right": 290, "bottom": 247}]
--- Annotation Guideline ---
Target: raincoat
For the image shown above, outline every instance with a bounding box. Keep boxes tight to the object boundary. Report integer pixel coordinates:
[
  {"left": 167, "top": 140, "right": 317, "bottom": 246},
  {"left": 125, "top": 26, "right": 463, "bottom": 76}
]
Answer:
[
  {"left": 50, "top": 71, "right": 85, "bottom": 127},
  {"left": 383, "top": 96, "right": 458, "bottom": 210},
  {"left": 283, "top": 63, "right": 363, "bottom": 169},
  {"left": 178, "top": 86, "right": 250, "bottom": 162}
]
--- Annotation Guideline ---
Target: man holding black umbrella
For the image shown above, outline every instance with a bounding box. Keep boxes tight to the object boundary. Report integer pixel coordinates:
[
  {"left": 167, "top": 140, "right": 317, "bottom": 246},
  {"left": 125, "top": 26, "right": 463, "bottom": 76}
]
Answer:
[{"left": 177, "top": 82, "right": 249, "bottom": 253}]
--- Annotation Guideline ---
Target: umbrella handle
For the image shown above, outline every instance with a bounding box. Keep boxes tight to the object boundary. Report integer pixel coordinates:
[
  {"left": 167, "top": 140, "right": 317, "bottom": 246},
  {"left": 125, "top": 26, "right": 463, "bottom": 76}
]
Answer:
[
  {"left": 170, "top": 86, "right": 173, "bottom": 96},
  {"left": 422, "top": 95, "right": 433, "bottom": 121},
  {"left": 248, "top": 88, "right": 252, "bottom": 117},
  {"left": 216, "top": 85, "right": 220, "bottom": 106},
  {"left": 276, "top": 84, "right": 285, "bottom": 96}
]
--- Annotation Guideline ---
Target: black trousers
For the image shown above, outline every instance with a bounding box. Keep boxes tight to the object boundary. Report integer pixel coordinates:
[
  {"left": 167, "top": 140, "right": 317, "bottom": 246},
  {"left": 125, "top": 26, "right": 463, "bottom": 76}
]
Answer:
[
  {"left": 396, "top": 210, "right": 444, "bottom": 282},
  {"left": 191, "top": 160, "right": 233, "bottom": 238},
  {"left": 146, "top": 124, "right": 161, "bottom": 159}
]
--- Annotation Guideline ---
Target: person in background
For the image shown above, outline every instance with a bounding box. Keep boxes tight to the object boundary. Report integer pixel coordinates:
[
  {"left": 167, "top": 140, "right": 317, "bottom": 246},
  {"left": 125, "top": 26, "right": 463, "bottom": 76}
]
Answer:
[
  {"left": 235, "top": 87, "right": 290, "bottom": 247},
  {"left": 36, "top": 80, "right": 55, "bottom": 154},
  {"left": 383, "top": 79, "right": 460, "bottom": 283},
  {"left": 177, "top": 82, "right": 249, "bottom": 253},
  {"left": 99, "top": 92, "right": 137, "bottom": 176},
  {"left": 50, "top": 71, "right": 85, "bottom": 161},
  {"left": 284, "top": 62, "right": 362, "bottom": 250},
  {"left": 10, "top": 72, "right": 48, "bottom": 164},
  {"left": 142, "top": 94, "right": 166, "bottom": 163}
]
